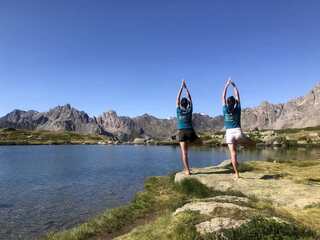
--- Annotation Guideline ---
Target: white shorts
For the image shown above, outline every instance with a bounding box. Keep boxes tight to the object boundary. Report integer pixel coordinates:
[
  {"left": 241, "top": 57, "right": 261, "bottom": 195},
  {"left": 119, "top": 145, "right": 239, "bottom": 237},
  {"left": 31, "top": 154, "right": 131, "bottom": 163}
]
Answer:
[{"left": 225, "top": 128, "right": 246, "bottom": 144}]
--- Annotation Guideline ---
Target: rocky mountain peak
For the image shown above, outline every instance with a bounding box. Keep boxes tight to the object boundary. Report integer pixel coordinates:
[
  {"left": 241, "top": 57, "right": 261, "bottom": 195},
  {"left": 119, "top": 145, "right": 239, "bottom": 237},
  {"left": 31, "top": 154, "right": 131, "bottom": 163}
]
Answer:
[
  {"left": 313, "top": 82, "right": 320, "bottom": 89},
  {"left": 59, "top": 103, "right": 72, "bottom": 110},
  {"left": 104, "top": 110, "right": 118, "bottom": 116},
  {"left": 260, "top": 101, "right": 271, "bottom": 106},
  {"left": 0, "top": 83, "right": 319, "bottom": 139},
  {"left": 135, "top": 113, "right": 157, "bottom": 120},
  {"left": 0, "top": 109, "right": 39, "bottom": 129},
  {"left": 50, "top": 104, "right": 74, "bottom": 113},
  {"left": 241, "top": 83, "right": 320, "bottom": 130}
]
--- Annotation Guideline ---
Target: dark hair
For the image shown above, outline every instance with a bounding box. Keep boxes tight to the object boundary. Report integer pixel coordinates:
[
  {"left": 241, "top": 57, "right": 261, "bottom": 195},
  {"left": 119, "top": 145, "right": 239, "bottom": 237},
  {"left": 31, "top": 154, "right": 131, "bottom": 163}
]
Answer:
[
  {"left": 227, "top": 96, "right": 237, "bottom": 113},
  {"left": 180, "top": 97, "right": 190, "bottom": 108}
]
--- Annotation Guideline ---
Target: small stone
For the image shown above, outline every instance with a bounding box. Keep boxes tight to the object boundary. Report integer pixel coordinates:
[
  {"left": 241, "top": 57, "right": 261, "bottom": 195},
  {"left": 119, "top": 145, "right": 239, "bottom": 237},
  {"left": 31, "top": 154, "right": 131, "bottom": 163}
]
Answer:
[
  {"left": 309, "top": 132, "right": 319, "bottom": 137},
  {"left": 133, "top": 138, "right": 145, "bottom": 144}
]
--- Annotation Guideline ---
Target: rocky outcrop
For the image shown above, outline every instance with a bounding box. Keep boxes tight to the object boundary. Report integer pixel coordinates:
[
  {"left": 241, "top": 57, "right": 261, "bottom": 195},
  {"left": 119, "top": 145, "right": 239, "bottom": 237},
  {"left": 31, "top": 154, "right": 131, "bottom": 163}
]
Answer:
[
  {"left": 175, "top": 160, "right": 320, "bottom": 209},
  {"left": 173, "top": 159, "right": 320, "bottom": 236},
  {"left": 174, "top": 199, "right": 251, "bottom": 216},
  {"left": 195, "top": 217, "right": 249, "bottom": 235},
  {"left": 97, "top": 111, "right": 136, "bottom": 140},
  {"left": 174, "top": 196, "right": 252, "bottom": 235},
  {"left": 132, "top": 138, "right": 146, "bottom": 144}
]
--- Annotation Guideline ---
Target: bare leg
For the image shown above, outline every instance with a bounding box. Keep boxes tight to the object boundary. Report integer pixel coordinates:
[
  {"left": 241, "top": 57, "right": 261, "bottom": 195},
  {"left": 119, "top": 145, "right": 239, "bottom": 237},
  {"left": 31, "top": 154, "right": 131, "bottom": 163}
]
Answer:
[
  {"left": 228, "top": 143, "right": 239, "bottom": 179},
  {"left": 179, "top": 141, "right": 191, "bottom": 175},
  {"left": 239, "top": 134, "right": 256, "bottom": 148}
]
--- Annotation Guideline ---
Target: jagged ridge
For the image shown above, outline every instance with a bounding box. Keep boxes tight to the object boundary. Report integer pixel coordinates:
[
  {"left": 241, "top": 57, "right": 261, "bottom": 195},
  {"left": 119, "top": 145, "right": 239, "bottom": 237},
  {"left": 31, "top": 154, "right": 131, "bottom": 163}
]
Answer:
[{"left": 0, "top": 83, "right": 319, "bottom": 139}]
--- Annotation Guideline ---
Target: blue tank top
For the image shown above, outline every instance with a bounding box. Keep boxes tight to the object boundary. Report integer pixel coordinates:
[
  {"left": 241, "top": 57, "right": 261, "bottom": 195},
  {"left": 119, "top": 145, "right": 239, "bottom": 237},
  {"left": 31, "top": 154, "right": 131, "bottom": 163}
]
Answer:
[
  {"left": 223, "top": 104, "right": 241, "bottom": 129},
  {"left": 176, "top": 105, "right": 193, "bottom": 130}
]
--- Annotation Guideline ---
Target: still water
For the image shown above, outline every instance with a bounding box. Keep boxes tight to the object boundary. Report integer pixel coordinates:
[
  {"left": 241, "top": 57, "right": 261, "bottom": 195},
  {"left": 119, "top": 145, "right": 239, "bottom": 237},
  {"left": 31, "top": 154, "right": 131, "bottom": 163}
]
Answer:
[{"left": 0, "top": 145, "right": 319, "bottom": 239}]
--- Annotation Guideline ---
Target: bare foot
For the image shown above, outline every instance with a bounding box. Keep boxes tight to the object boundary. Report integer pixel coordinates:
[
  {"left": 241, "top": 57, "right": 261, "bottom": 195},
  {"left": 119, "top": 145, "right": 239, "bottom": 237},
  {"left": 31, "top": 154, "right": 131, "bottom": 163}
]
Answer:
[
  {"left": 233, "top": 174, "right": 240, "bottom": 180},
  {"left": 184, "top": 170, "right": 191, "bottom": 176}
]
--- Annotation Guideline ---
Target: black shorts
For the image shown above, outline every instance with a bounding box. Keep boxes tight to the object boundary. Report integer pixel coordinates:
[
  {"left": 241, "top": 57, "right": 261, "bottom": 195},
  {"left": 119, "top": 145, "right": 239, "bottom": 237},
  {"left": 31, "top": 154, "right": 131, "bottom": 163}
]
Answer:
[{"left": 177, "top": 129, "right": 198, "bottom": 142}]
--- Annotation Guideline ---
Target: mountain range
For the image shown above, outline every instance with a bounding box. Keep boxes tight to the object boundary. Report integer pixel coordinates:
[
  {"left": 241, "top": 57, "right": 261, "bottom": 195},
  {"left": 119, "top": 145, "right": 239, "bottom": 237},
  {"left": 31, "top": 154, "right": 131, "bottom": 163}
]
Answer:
[{"left": 0, "top": 83, "right": 319, "bottom": 141}]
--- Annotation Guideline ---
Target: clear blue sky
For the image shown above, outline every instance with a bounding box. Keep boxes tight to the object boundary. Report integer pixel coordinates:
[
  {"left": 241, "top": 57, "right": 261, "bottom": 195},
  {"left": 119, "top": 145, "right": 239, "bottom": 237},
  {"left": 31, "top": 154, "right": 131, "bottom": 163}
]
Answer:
[{"left": 0, "top": 0, "right": 319, "bottom": 118}]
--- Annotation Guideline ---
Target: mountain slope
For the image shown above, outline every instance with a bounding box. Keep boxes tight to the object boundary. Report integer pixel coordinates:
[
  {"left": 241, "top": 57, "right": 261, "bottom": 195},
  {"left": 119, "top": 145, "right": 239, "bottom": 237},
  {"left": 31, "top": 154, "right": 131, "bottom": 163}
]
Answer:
[
  {"left": 0, "top": 83, "right": 319, "bottom": 139},
  {"left": 241, "top": 83, "right": 320, "bottom": 130},
  {"left": 36, "top": 104, "right": 105, "bottom": 135},
  {"left": 0, "top": 110, "right": 42, "bottom": 130}
]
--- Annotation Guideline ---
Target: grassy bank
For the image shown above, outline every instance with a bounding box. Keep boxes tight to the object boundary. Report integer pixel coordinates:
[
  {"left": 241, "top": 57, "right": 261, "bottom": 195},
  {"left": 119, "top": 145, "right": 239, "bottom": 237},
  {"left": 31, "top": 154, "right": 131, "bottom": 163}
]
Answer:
[
  {"left": 1, "top": 126, "right": 320, "bottom": 147},
  {"left": 0, "top": 128, "right": 112, "bottom": 145},
  {"left": 44, "top": 175, "right": 186, "bottom": 240},
  {"left": 44, "top": 162, "right": 319, "bottom": 240}
]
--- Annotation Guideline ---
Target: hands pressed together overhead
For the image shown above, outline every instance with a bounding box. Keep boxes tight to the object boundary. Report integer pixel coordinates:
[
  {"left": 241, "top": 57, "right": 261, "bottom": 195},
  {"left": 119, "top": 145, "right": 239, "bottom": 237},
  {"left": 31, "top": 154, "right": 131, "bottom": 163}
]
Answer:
[
  {"left": 181, "top": 79, "right": 187, "bottom": 88},
  {"left": 226, "top": 77, "right": 236, "bottom": 87}
]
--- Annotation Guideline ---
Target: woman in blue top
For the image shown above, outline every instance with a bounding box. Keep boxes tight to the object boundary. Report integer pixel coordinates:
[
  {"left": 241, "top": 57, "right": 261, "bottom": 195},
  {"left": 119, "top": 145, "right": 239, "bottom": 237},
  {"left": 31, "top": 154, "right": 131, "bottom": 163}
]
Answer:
[
  {"left": 176, "top": 80, "right": 197, "bottom": 175},
  {"left": 222, "top": 78, "right": 254, "bottom": 179}
]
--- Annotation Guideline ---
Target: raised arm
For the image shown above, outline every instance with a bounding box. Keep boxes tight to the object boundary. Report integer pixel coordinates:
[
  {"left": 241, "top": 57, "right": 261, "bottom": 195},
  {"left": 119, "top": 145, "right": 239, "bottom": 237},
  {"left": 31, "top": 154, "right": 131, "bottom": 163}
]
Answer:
[
  {"left": 230, "top": 81, "right": 240, "bottom": 104},
  {"left": 184, "top": 81, "right": 192, "bottom": 106},
  {"left": 222, "top": 79, "right": 231, "bottom": 105},
  {"left": 176, "top": 80, "right": 185, "bottom": 107}
]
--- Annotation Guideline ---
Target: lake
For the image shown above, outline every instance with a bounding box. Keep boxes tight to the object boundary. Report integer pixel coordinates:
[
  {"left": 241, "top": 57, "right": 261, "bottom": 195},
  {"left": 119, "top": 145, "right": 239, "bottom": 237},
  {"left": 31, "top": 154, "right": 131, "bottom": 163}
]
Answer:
[{"left": 0, "top": 145, "right": 319, "bottom": 239}]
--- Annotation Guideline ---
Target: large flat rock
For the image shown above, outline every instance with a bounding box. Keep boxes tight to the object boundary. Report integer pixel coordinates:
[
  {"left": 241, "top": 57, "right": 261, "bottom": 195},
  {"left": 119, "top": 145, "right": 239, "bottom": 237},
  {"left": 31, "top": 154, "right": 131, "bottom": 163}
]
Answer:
[{"left": 175, "top": 160, "right": 320, "bottom": 209}]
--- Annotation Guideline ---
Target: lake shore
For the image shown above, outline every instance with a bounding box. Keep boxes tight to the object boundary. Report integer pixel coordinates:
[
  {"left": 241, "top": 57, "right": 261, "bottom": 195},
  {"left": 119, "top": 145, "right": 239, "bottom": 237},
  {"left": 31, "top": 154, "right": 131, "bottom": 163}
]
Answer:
[
  {"left": 44, "top": 158, "right": 320, "bottom": 240},
  {"left": 1, "top": 126, "right": 320, "bottom": 147},
  {"left": 0, "top": 128, "right": 113, "bottom": 145}
]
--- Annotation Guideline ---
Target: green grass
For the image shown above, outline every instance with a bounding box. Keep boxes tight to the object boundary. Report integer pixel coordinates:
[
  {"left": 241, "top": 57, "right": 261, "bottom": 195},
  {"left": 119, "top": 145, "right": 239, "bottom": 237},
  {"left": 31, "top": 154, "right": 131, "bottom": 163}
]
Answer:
[
  {"left": 44, "top": 176, "right": 187, "bottom": 240},
  {"left": 2, "top": 125, "right": 320, "bottom": 146},
  {"left": 45, "top": 173, "right": 320, "bottom": 240},
  {"left": 275, "top": 126, "right": 320, "bottom": 134},
  {"left": 43, "top": 177, "right": 247, "bottom": 240},
  {"left": 117, "top": 210, "right": 204, "bottom": 240},
  {"left": 174, "top": 178, "right": 214, "bottom": 198},
  {"left": 119, "top": 213, "right": 316, "bottom": 240},
  {"left": 174, "top": 178, "right": 246, "bottom": 199},
  {"left": 202, "top": 217, "right": 316, "bottom": 240},
  {"left": 0, "top": 128, "right": 111, "bottom": 145},
  {"left": 304, "top": 203, "right": 320, "bottom": 209},
  {"left": 222, "top": 162, "right": 255, "bottom": 173},
  {"left": 198, "top": 126, "right": 320, "bottom": 147},
  {"left": 118, "top": 179, "right": 317, "bottom": 240}
]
